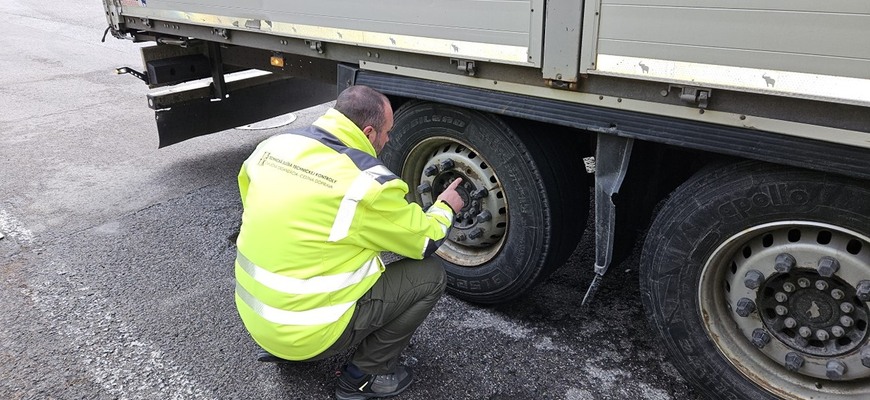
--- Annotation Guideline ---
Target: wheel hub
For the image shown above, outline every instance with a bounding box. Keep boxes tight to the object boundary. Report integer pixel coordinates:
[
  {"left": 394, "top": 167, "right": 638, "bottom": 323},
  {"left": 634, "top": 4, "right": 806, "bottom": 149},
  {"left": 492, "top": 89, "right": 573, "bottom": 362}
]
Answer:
[
  {"left": 758, "top": 271, "right": 868, "bottom": 357},
  {"left": 702, "top": 222, "right": 870, "bottom": 385},
  {"left": 407, "top": 138, "right": 508, "bottom": 266}
]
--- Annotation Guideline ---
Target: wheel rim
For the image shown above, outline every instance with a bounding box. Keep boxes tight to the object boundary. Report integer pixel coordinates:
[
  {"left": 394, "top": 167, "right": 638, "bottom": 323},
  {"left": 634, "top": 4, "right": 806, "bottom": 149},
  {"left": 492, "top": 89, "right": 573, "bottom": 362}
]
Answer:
[
  {"left": 700, "top": 221, "right": 870, "bottom": 396},
  {"left": 401, "top": 136, "right": 508, "bottom": 266}
]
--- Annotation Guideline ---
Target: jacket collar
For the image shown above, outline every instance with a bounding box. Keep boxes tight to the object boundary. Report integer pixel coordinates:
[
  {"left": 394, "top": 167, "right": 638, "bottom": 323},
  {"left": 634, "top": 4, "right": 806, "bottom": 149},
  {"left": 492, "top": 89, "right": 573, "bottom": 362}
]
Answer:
[{"left": 312, "top": 108, "right": 377, "bottom": 157}]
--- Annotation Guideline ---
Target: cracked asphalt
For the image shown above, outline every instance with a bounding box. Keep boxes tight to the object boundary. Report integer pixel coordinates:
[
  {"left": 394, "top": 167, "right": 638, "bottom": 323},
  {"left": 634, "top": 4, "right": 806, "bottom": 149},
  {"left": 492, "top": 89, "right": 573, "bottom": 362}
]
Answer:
[{"left": 0, "top": 1, "right": 701, "bottom": 399}]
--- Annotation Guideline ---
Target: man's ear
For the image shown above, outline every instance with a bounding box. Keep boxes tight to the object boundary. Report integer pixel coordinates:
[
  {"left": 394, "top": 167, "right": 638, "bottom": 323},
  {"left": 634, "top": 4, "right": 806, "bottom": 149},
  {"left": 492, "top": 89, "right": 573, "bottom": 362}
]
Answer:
[{"left": 362, "top": 126, "right": 375, "bottom": 140}]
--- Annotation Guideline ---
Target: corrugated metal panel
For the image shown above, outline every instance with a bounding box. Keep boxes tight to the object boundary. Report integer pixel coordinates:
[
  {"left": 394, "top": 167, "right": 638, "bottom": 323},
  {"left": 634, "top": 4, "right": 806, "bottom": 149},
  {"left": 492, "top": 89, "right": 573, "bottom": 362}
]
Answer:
[
  {"left": 592, "top": 0, "right": 870, "bottom": 105},
  {"left": 121, "top": 0, "right": 541, "bottom": 65},
  {"left": 597, "top": 2, "right": 870, "bottom": 77}
]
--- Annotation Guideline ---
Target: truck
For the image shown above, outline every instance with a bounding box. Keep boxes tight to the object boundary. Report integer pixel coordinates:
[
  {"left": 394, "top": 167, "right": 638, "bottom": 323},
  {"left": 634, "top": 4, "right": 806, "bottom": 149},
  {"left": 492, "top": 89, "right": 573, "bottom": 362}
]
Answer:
[{"left": 101, "top": 1, "right": 870, "bottom": 398}]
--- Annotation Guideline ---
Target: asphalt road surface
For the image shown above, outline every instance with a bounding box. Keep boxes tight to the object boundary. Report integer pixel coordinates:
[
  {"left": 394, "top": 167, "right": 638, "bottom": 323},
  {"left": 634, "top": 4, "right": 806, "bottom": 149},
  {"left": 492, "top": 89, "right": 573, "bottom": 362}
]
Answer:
[{"left": 0, "top": 1, "right": 701, "bottom": 399}]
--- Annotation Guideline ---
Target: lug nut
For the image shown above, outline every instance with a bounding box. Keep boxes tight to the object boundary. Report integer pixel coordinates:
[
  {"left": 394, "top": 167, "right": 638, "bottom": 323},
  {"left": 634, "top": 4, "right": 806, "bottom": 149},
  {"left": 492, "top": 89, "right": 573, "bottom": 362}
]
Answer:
[
  {"left": 438, "top": 158, "right": 455, "bottom": 171},
  {"left": 841, "top": 315, "right": 854, "bottom": 327},
  {"left": 831, "top": 326, "right": 845, "bottom": 338},
  {"left": 798, "top": 278, "right": 810, "bottom": 288},
  {"left": 799, "top": 326, "right": 812, "bottom": 338},
  {"left": 826, "top": 360, "right": 846, "bottom": 380},
  {"left": 862, "top": 347, "right": 870, "bottom": 368},
  {"left": 816, "top": 330, "right": 830, "bottom": 341},
  {"left": 784, "top": 317, "right": 797, "bottom": 328},
  {"left": 785, "top": 352, "right": 804, "bottom": 371},
  {"left": 751, "top": 328, "right": 771, "bottom": 349},
  {"left": 857, "top": 280, "right": 870, "bottom": 302},
  {"left": 775, "top": 305, "right": 789, "bottom": 316},
  {"left": 775, "top": 253, "right": 796, "bottom": 273},
  {"left": 815, "top": 280, "right": 829, "bottom": 291},
  {"left": 817, "top": 257, "right": 840, "bottom": 277},
  {"left": 424, "top": 165, "right": 439, "bottom": 177},
  {"left": 775, "top": 292, "right": 788, "bottom": 303},
  {"left": 841, "top": 302, "right": 855, "bottom": 313},
  {"left": 831, "top": 289, "right": 845, "bottom": 300},
  {"left": 455, "top": 233, "right": 467, "bottom": 242},
  {"left": 735, "top": 298, "right": 756, "bottom": 317},
  {"left": 468, "top": 228, "right": 484, "bottom": 240},
  {"left": 471, "top": 188, "right": 488, "bottom": 200},
  {"left": 476, "top": 210, "right": 492, "bottom": 223},
  {"left": 744, "top": 270, "right": 764, "bottom": 289},
  {"left": 783, "top": 282, "right": 796, "bottom": 293},
  {"left": 417, "top": 182, "right": 432, "bottom": 194}
]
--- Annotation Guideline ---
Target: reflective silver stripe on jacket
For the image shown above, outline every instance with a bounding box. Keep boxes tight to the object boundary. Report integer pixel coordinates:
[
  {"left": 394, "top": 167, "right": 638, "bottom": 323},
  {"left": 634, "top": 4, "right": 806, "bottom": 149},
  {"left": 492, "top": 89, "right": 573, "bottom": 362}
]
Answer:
[
  {"left": 235, "top": 282, "right": 355, "bottom": 326},
  {"left": 363, "top": 165, "right": 394, "bottom": 181},
  {"left": 236, "top": 251, "right": 381, "bottom": 294},
  {"left": 421, "top": 237, "right": 431, "bottom": 258},
  {"left": 419, "top": 204, "right": 454, "bottom": 257},
  {"left": 328, "top": 166, "right": 395, "bottom": 242},
  {"left": 426, "top": 205, "right": 453, "bottom": 235}
]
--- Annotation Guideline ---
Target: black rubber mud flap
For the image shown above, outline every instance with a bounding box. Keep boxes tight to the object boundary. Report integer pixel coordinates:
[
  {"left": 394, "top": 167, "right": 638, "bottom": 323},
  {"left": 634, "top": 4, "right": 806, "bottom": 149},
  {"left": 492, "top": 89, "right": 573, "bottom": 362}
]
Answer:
[{"left": 153, "top": 77, "right": 335, "bottom": 147}]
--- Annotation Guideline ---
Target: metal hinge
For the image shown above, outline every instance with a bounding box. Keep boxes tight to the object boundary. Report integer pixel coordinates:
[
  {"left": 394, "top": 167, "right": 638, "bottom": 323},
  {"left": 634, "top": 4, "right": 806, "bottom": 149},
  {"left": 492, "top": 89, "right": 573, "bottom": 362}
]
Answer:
[
  {"left": 546, "top": 79, "right": 578, "bottom": 91},
  {"left": 671, "top": 85, "right": 712, "bottom": 109},
  {"left": 212, "top": 28, "right": 229, "bottom": 40},
  {"left": 450, "top": 59, "right": 476, "bottom": 76},
  {"left": 305, "top": 40, "right": 324, "bottom": 54}
]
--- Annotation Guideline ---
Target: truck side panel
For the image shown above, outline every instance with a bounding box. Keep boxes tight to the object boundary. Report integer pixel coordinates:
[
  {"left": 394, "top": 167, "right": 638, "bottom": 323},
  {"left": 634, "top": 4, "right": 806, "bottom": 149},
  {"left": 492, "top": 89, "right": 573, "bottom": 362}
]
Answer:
[
  {"left": 120, "top": 0, "right": 543, "bottom": 65},
  {"left": 592, "top": 0, "right": 870, "bottom": 106}
]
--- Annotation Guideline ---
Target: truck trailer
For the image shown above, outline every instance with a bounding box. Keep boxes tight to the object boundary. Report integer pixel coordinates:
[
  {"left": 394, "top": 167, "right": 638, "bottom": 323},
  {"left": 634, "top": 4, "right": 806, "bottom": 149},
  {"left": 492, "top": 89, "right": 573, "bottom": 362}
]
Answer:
[{"left": 102, "top": 1, "right": 870, "bottom": 398}]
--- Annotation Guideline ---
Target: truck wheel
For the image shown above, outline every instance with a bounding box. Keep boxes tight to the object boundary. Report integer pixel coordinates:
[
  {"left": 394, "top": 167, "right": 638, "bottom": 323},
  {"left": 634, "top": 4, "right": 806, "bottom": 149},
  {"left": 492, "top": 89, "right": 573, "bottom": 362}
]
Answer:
[
  {"left": 381, "top": 102, "right": 588, "bottom": 304},
  {"left": 640, "top": 160, "right": 870, "bottom": 399}
]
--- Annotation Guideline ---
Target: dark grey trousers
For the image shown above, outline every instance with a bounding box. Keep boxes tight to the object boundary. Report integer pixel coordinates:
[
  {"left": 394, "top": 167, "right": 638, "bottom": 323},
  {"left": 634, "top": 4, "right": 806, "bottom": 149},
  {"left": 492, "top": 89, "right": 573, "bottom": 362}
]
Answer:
[{"left": 311, "top": 256, "right": 446, "bottom": 374}]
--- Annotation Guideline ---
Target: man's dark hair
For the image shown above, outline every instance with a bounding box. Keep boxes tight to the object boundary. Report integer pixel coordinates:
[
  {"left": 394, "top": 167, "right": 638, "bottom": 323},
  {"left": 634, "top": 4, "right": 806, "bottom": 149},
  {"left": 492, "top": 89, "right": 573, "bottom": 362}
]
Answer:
[{"left": 334, "top": 85, "right": 389, "bottom": 132}]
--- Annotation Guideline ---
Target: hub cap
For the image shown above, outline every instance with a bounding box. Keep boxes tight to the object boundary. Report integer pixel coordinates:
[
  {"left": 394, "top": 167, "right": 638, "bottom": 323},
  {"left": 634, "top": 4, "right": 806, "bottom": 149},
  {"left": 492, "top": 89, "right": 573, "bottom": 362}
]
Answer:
[{"left": 758, "top": 271, "right": 868, "bottom": 358}]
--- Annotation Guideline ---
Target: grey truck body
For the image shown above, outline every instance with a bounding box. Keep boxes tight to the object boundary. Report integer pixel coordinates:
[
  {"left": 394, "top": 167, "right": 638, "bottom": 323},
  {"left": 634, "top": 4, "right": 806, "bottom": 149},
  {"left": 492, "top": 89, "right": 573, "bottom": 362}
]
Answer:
[{"left": 104, "top": 0, "right": 870, "bottom": 158}]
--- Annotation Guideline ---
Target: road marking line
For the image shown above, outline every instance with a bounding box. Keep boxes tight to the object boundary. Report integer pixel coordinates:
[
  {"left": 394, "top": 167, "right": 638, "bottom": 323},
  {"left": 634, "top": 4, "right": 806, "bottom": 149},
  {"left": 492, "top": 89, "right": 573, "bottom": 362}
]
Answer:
[{"left": 0, "top": 209, "right": 34, "bottom": 244}]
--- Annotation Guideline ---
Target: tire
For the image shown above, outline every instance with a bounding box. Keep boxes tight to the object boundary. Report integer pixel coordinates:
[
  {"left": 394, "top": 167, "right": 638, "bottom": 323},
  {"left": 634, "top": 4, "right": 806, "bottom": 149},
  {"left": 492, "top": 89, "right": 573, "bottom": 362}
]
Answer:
[
  {"left": 380, "top": 102, "right": 588, "bottom": 304},
  {"left": 640, "top": 160, "right": 870, "bottom": 399}
]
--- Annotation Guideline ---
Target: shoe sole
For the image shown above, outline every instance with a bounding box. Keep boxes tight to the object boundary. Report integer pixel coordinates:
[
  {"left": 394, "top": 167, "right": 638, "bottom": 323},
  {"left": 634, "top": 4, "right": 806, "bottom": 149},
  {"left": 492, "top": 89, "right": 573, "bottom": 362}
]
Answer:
[{"left": 334, "top": 377, "right": 413, "bottom": 400}]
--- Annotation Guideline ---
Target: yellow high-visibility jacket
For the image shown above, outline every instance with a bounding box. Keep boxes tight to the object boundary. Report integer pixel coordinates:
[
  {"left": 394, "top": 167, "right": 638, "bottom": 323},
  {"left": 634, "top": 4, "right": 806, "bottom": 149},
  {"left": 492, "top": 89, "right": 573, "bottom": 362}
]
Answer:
[{"left": 234, "top": 108, "right": 455, "bottom": 360}]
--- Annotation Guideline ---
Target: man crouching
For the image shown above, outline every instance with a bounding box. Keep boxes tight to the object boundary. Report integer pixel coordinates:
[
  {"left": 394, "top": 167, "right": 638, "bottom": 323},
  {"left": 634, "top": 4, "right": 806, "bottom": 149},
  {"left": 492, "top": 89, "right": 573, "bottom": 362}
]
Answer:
[{"left": 234, "top": 85, "right": 464, "bottom": 399}]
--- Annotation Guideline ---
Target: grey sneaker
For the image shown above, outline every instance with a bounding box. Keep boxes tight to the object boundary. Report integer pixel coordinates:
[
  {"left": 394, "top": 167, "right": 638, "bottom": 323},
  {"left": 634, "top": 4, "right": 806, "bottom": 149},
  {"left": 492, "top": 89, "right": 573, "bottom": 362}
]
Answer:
[{"left": 335, "top": 365, "right": 414, "bottom": 400}]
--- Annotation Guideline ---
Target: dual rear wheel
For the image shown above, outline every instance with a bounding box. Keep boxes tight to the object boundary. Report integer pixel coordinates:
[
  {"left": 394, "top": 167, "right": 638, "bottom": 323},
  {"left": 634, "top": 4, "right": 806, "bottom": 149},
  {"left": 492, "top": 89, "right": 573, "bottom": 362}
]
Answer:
[
  {"left": 380, "top": 102, "right": 589, "bottom": 304},
  {"left": 641, "top": 161, "right": 870, "bottom": 399}
]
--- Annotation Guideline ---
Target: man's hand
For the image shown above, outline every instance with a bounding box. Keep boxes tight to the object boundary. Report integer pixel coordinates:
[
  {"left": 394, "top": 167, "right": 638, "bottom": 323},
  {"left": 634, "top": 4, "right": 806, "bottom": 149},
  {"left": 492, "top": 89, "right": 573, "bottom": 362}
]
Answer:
[{"left": 436, "top": 178, "right": 465, "bottom": 213}]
